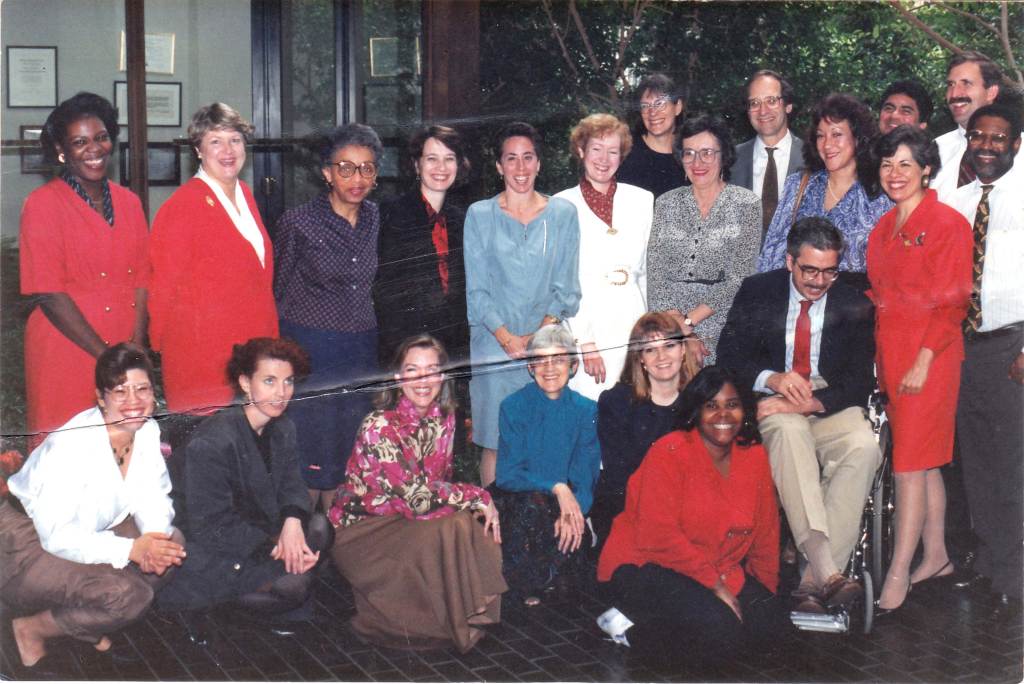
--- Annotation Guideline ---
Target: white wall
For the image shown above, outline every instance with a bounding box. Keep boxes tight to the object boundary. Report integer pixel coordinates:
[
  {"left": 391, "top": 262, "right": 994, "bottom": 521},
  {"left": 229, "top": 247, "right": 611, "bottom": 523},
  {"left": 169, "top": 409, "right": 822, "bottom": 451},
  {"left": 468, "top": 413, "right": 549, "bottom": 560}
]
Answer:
[{"left": 1, "top": 0, "right": 253, "bottom": 241}]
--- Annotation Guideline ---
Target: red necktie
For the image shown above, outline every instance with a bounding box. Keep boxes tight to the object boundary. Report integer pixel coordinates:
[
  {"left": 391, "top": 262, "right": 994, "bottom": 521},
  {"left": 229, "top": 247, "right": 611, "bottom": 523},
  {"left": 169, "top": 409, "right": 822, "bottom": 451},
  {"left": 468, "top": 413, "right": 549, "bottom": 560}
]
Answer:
[{"left": 793, "top": 300, "right": 812, "bottom": 379}]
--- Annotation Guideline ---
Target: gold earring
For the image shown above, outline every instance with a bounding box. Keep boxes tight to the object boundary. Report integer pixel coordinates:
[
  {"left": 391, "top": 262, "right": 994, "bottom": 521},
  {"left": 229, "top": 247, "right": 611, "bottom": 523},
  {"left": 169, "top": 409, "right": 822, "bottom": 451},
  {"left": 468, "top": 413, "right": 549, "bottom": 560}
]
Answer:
[{"left": 58, "top": 153, "right": 66, "bottom": 164}]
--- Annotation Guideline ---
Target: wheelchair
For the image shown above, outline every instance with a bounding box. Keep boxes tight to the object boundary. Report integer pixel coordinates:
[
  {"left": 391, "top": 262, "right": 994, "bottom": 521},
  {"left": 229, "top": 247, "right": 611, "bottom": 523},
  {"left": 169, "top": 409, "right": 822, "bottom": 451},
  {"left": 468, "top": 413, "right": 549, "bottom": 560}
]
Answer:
[{"left": 790, "top": 390, "right": 894, "bottom": 635}]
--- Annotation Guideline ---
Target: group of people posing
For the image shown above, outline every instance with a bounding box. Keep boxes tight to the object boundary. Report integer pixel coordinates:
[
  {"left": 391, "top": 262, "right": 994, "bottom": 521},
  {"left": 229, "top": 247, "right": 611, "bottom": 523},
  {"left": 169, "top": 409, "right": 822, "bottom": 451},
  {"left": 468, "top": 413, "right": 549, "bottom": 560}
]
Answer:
[{"left": 4, "top": 47, "right": 1022, "bottom": 670}]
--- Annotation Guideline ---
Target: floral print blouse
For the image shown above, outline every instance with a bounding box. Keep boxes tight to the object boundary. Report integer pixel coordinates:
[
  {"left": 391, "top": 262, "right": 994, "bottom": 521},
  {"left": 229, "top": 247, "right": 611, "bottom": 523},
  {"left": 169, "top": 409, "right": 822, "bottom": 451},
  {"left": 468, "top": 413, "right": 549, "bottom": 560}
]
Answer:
[{"left": 329, "top": 396, "right": 490, "bottom": 527}]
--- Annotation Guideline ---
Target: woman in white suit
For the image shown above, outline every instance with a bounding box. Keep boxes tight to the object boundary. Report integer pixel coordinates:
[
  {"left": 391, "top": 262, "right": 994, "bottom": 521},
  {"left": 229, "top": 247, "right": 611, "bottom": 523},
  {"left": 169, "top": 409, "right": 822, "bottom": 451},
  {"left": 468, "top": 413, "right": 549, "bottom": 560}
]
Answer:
[{"left": 555, "top": 114, "right": 653, "bottom": 401}]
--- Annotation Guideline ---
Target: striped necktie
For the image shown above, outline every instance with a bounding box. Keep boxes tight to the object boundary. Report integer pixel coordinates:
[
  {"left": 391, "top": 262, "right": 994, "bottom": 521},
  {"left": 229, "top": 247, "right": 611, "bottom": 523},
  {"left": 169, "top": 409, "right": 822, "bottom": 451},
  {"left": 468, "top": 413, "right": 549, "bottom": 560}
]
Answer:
[{"left": 963, "top": 184, "right": 994, "bottom": 335}]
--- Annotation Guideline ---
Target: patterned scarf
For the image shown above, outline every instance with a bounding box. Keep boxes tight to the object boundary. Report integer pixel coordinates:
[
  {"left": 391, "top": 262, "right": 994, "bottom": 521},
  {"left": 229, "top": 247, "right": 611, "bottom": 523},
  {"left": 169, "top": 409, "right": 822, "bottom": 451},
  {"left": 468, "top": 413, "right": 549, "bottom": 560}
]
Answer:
[
  {"left": 580, "top": 176, "right": 616, "bottom": 227},
  {"left": 423, "top": 194, "right": 450, "bottom": 294},
  {"left": 62, "top": 170, "right": 114, "bottom": 226}
]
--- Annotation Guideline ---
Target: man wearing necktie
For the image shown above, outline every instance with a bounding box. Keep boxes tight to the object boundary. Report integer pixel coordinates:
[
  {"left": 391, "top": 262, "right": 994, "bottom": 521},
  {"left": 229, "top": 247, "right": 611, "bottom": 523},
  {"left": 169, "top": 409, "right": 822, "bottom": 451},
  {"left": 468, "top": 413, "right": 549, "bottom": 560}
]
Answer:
[
  {"left": 730, "top": 70, "right": 805, "bottom": 240},
  {"left": 948, "top": 104, "right": 1024, "bottom": 622},
  {"left": 718, "top": 217, "right": 880, "bottom": 614}
]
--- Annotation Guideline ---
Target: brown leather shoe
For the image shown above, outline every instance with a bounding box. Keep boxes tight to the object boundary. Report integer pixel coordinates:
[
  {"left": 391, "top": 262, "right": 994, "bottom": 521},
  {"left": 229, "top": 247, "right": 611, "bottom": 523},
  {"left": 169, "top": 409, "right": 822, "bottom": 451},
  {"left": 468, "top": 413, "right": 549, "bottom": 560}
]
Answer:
[
  {"left": 821, "top": 573, "right": 862, "bottom": 607},
  {"left": 790, "top": 587, "right": 827, "bottom": 614}
]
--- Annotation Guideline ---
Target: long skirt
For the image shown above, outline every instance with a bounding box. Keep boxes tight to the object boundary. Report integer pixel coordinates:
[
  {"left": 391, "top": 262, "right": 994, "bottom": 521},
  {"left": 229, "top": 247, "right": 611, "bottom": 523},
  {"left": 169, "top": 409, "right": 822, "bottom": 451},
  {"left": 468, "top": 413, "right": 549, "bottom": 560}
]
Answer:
[
  {"left": 331, "top": 512, "right": 506, "bottom": 652},
  {"left": 280, "top": 320, "right": 378, "bottom": 490}
]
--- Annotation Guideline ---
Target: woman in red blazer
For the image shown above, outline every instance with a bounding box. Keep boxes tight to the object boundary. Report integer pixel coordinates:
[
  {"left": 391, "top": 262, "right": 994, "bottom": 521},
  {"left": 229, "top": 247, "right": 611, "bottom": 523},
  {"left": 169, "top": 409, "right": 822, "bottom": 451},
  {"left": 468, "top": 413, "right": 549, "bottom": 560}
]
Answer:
[
  {"left": 149, "top": 103, "right": 278, "bottom": 416},
  {"left": 597, "top": 366, "right": 791, "bottom": 667}
]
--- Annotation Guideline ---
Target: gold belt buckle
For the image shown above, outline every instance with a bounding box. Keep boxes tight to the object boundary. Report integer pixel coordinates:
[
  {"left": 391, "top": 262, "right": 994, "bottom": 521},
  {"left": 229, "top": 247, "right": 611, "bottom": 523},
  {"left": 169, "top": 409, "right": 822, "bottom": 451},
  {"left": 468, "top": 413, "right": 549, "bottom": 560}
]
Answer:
[{"left": 608, "top": 269, "right": 629, "bottom": 286}]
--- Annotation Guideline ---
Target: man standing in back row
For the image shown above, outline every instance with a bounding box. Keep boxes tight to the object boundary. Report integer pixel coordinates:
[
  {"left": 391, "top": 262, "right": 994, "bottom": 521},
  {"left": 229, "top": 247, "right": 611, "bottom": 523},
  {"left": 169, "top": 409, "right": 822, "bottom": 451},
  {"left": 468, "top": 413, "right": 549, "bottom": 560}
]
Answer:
[{"left": 731, "top": 69, "right": 806, "bottom": 240}]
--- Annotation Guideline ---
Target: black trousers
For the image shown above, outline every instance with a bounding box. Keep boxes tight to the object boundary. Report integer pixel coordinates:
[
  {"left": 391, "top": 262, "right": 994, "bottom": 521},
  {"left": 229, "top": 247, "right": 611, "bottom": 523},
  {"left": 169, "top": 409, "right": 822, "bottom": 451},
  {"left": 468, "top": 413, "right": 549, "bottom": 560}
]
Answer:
[
  {"left": 607, "top": 563, "right": 793, "bottom": 667},
  {"left": 957, "top": 326, "right": 1024, "bottom": 599}
]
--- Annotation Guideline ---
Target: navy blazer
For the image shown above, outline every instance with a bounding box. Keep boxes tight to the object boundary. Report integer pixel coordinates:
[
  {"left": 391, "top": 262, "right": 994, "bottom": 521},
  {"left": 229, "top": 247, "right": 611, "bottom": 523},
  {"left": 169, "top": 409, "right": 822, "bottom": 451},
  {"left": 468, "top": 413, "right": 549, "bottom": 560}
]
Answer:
[
  {"left": 730, "top": 135, "right": 805, "bottom": 192},
  {"left": 717, "top": 269, "right": 875, "bottom": 416}
]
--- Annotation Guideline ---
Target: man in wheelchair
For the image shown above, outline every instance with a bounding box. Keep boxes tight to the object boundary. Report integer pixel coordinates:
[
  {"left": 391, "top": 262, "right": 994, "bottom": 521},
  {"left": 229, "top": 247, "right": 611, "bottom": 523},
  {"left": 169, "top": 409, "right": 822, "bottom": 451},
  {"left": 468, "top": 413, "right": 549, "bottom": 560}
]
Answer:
[{"left": 719, "top": 217, "right": 881, "bottom": 614}]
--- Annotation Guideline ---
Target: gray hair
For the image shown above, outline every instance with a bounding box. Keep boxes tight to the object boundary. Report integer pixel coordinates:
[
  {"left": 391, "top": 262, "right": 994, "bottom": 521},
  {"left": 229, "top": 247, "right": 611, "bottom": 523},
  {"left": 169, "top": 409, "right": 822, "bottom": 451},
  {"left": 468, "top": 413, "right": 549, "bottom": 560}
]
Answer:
[
  {"left": 527, "top": 324, "right": 578, "bottom": 356},
  {"left": 320, "top": 123, "right": 384, "bottom": 166}
]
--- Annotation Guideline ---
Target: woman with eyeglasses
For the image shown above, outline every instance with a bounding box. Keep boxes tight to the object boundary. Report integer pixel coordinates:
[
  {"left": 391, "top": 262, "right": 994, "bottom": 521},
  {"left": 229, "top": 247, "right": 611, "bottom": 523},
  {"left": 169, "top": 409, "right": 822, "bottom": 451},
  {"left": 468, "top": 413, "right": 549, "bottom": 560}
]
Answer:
[
  {"left": 646, "top": 114, "right": 762, "bottom": 365},
  {"left": 2, "top": 344, "right": 185, "bottom": 668},
  {"left": 866, "top": 126, "right": 972, "bottom": 616},
  {"left": 150, "top": 103, "right": 279, "bottom": 418},
  {"left": 757, "top": 94, "right": 892, "bottom": 281},
  {"left": 273, "top": 124, "right": 384, "bottom": 510},
  {"left": 616, "top": 73, "right": 686, "bottom": 198},
  {"left": 489, "top": 325, "right": 601, "bottom": 606}
]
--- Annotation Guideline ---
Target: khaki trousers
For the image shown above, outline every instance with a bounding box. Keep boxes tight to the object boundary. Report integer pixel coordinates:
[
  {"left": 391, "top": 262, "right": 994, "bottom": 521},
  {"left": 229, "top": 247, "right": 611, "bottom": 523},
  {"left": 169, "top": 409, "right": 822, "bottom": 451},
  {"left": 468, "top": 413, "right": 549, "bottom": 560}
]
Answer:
[
  {"left": 759, "top": 406, "right": 880, "bottom": 571},
  {"left": 0, "top": 501, "right": 182, "bottom": 643}
]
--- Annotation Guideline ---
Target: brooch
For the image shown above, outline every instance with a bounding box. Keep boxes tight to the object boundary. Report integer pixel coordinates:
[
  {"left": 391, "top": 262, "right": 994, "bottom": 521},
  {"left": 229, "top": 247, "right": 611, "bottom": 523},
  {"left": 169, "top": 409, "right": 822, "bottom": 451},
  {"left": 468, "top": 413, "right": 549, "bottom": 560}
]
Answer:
[{"left": 205, "top": 195, "right": 215, "bottom": 207}]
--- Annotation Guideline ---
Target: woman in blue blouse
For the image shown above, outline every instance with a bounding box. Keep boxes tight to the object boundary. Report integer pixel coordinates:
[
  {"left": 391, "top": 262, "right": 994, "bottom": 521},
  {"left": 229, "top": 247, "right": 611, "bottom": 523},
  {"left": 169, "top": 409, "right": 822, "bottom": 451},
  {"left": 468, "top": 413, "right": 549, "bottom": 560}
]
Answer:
[
  {"left": 491, "top": 325, "right": 601, "bottom": 605},
  {"left": 464, "top": 122, "right": 582, "bottom": 488},
  {"left": 273, "top": 124, "right": 383, "bottom": 510},
  {"left": 757, "top": 93, "right": 891, "bottom": 282}
]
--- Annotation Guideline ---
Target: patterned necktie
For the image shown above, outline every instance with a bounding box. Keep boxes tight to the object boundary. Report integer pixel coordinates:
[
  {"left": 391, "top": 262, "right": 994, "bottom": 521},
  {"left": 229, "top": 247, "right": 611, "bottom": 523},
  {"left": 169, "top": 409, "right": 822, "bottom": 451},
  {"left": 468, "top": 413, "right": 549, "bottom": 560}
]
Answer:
[
  {"left": 793, "top": 299, "right": 813, "bottom": 379},
  {"left": 957, "top": 146, "right": 977, "bottom": 188},
  {"left": 761, "top": 147, "right": 778, "bottom": 239},
  {"left": 963, "top": 184, "right": 994, "bottom": 335}
]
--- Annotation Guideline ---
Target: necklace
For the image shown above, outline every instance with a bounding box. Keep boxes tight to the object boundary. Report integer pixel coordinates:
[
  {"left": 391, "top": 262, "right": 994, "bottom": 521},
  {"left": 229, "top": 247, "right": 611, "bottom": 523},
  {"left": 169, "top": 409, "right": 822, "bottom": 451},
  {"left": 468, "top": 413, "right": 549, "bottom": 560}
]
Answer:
[
  {"left": 826, "top": 178, "right": 843, "bottom": 206},
  {"left": 111, "top": 439, "right": 134, "bottom": 466}
]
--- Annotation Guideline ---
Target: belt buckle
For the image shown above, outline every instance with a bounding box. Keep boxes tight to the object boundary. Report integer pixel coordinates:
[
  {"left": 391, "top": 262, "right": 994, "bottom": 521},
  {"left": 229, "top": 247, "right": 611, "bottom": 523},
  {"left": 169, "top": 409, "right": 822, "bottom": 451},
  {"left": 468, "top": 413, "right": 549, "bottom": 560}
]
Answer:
[{"left": 608, "top": 269, "right": 629, "bottom": 286}]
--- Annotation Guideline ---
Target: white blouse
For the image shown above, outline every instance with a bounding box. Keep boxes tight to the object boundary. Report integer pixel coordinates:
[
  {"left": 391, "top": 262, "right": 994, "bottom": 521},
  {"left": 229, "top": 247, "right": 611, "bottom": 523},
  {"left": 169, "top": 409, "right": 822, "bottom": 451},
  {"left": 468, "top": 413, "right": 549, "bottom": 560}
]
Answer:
[
  {"left": 8, "top": 406, "right": 175, "bottom": 568},
  {"left": 196, "top": 166, "right": 266, "bottom": 267}
]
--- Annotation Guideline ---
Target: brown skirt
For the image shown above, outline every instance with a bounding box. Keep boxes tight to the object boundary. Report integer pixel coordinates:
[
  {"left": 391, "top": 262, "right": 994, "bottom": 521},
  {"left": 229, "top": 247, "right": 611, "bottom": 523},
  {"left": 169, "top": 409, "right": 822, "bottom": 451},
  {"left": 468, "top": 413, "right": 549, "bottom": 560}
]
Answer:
[{"left": 331, "top": 510, "right": 506, "bottom": 653}]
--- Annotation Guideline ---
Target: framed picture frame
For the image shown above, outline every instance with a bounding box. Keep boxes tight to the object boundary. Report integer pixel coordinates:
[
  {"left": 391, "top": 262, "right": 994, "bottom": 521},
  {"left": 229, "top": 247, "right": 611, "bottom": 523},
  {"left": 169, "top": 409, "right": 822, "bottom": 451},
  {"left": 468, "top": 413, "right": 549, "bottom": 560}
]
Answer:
[
  {"left": 118, "top": 31, "right": 176, "bottom": 74},
  {"left": 6, "top": 46, "right": 58, "bottom": 108},
  {"left": 119, "top": 142, "right": 180, "bottom": 186},
  {"left": 113, "top": 81, "right": 182, "bottom": 127},
  {"left": 19, "top": 125, "right": 49, "bottom": 174},
  {"left": 369, "top": 37, "right": 400, "bottom": 78}
]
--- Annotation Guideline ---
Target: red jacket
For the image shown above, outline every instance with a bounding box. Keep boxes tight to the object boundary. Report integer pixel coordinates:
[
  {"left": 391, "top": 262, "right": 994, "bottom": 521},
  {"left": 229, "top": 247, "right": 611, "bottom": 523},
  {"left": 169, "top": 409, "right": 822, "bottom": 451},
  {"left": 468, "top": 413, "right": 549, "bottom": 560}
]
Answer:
[
  {"left": 149, "top": 178, "right": 278, "bottom": 412},
  {"left": 597, "top": 428, "right": 779, "bottom": 596}
]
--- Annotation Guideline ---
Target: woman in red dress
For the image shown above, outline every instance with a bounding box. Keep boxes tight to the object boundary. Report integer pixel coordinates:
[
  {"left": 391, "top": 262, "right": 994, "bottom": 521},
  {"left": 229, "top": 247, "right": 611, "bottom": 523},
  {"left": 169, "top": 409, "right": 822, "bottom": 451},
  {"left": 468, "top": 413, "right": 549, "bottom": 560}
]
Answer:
[
  {"left": 20, "top": 93, "right": 149, "bottom": 444},
  {"left": 867, "top": 126, "right": 973, "bottom": 614},
  {"left": 149, "top": 103, "right": 278, "bottom": 415}
]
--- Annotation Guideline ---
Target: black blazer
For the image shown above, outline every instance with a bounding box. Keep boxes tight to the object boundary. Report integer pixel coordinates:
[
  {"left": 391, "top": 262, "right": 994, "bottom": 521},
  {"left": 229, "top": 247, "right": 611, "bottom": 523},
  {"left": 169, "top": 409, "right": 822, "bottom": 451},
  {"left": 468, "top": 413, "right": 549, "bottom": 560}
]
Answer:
[
  {"left": 717, "top": 269, "right": 875, "bottom": 416},
  {"left": 373, "top": 189, "right": 469, "bottom": 366},
  {"left": 730, "top": 135, "right": 805, "bottom": 191},
  {"left": 176, "top": 407, "right": 311, "bottom": 588}
]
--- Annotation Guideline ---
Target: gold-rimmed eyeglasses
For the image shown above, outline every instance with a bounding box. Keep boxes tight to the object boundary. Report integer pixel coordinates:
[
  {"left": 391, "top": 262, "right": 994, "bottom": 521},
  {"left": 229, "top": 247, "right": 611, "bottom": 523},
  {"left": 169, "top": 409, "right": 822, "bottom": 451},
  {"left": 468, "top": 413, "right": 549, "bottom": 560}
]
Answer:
[{"left": 331, "top": 160, "right": 378, "bottom": 178}]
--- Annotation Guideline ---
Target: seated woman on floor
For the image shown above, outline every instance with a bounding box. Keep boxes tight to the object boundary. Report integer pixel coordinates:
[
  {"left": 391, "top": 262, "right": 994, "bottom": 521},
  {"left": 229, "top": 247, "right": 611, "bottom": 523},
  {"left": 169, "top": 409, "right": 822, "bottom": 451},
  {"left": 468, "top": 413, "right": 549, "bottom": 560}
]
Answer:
[
  {"left": 158, "top": 337, "right": 332, "bottom": 626},
  {"left": 490, "top": 324, "right": 602, "bottom": 606},
  {"left": 2, "top": 343, "right": 185, "bottom": 668},
  {"left": 330, "top": 334, "right": 505, "bottom": 653},
  {"left": 597, "top": 366, "right": 791, "bottom": 667}
]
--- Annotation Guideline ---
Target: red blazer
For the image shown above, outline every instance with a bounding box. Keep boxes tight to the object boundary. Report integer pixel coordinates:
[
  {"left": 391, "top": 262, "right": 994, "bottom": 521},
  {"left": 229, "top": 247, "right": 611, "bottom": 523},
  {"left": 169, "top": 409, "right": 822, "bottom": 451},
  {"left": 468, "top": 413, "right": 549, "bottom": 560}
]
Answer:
[
  {"left": 149, "top": 178, "right": 278, "bottom": 412},
  {"left": 597, "top": 428, "right": 779, "bottom": 596}
]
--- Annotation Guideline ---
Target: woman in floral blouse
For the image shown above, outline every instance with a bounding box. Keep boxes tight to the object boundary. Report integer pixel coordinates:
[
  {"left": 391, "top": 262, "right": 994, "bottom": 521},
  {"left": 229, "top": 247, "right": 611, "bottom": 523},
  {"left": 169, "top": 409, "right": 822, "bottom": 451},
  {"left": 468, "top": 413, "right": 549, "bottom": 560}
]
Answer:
[{"left": 329, "top": 334, "right": 505, "bottom": 652}]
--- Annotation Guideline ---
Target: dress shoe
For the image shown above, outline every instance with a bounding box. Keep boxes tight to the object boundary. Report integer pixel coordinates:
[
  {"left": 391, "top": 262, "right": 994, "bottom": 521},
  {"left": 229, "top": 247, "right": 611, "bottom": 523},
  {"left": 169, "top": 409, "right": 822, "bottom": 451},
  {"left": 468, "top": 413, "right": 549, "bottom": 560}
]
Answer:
[
  {"left": 873, "top": 599, "right": 906, "bottom": 621},
  {"left": 951, "top": 567, "right": 984, "bottom": 589},
  {"left": 790, "top": 586, "right": 827, "bottom": 614},
  {"left": 990, "top": 593, "right": 1022, "bottom": 623},
  {"left": 911, "top": 560, "right": 953, "bottom": 588},
  {"left": 821, "top": 574, "right": 862, "bottom": 608}
]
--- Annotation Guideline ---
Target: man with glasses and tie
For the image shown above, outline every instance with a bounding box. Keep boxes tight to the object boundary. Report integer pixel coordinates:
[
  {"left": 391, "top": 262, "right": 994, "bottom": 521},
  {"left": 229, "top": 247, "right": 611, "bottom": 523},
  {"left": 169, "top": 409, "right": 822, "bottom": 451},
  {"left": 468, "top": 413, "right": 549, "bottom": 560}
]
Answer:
[
  {"left": 718, "top": 216, "right": 880, "bottom": 614},
  {"left": 730, "top": 70, "right": 805, "bottom": 240},
  {"left": 948, "top": 104, "right": 1024, "bottom": 622}
]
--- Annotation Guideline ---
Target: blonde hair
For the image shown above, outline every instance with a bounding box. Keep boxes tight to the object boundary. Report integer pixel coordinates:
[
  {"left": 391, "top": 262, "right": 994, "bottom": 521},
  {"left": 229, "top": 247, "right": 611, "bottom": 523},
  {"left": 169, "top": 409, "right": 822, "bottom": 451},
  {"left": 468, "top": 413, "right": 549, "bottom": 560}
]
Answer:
[
  {"left": 188, "top": 102, "right": 255, "bottom": 150},
  {"left": 569, "top": 113, "right": 633, "bottom": 162}
]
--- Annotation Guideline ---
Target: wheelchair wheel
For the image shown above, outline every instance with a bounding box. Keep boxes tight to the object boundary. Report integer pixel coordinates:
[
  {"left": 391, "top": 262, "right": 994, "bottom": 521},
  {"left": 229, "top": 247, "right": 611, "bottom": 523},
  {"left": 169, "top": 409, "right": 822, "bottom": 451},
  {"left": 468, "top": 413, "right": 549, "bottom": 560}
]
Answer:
[
  {"left": 861, "top": 569, "right": 874, "bottom": 634},
  {"left": 871, "top": 422, "right": 894, "bottom": 587}
]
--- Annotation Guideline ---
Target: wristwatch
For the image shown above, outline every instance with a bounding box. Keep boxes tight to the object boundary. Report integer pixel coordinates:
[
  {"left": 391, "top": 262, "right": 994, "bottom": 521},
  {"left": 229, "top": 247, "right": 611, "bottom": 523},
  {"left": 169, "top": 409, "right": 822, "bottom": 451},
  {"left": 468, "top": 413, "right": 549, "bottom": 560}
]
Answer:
[{"left": 683, "top": 317, "right": 694, "bottom": 327}]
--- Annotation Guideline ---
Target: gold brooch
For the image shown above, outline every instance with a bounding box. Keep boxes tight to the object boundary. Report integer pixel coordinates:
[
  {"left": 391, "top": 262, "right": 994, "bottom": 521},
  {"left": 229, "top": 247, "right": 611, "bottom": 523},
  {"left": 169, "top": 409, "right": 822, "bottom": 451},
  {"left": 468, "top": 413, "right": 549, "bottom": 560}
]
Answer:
[{"left": 205, "top": 195, "right": 215, "bottom": 207}]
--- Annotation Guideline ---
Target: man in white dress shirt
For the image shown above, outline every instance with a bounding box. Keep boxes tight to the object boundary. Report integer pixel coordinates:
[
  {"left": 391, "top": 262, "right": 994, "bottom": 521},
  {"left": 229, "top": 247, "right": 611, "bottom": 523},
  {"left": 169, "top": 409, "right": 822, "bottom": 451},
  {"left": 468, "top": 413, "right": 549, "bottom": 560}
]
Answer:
[
  {"left": 948, "top": 104, "right": 1023, "bottom": 622},
  {"left": 730, "top": 70, "right": 805, "bottom": 238},
  {"left": 932, "top": 51, "right": 1022, "bottom": 200}
]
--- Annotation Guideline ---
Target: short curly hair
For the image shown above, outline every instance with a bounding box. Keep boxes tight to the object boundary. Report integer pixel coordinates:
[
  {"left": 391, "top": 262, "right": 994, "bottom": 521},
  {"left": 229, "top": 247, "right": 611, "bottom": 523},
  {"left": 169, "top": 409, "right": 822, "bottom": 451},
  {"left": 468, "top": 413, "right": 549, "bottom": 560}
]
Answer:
[
  {"left": 803, "top": 93, "right": 880, "bottom": 195},
  {"left": 873, "top": 125, "right": 942, "bottom": 181},
  {"left": 40, "top": 92, "right": 120, "bottom": 164},
  {"left": 226, "top": 337, "right": 312, "bottom": 396},
  {"left": 568, "top": 113, "right": 633, "bottom": 163},
  {"left": 676, "top": 366, "right": 761, "bottom": 447},
  {"left": 675, "top": 113, "right": 737, "bottom": 182},
  {"left": 408, "top": 124, "right": 471, "bottom": 183},
  {"left": 188, "top": 102, "right": 255, "bottom": 151},
  {"left": 320, "top": 122, "right": 384, "bottom": 167},
  {"left": 493, "top": 121, "right": 541, "bottom": 160}
]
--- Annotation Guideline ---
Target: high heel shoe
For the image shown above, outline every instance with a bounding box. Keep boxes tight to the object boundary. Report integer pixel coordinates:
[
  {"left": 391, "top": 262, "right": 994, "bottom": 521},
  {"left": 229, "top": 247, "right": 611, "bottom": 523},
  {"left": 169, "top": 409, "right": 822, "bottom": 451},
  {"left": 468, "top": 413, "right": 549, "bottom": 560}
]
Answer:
[
  {"left": 911, "top": 560, "right": 953, "bottom": 587},
  {"left": 874, "top": 575, "right": 912, "bottom": 620}
]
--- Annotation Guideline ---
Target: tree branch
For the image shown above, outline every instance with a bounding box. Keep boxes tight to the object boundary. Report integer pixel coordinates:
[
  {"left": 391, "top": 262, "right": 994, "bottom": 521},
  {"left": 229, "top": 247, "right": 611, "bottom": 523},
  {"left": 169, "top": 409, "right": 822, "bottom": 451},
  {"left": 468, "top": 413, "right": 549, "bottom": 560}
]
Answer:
[
  {"left": 999, "top": 1, "right": 1023, "bottom": 84},
  {"left": 935, "top": 2, "right": 1000, "bottom": 39},
  {"left": 568, "top": 0, "right": 602, "bottom": 72},
  {"left": 540, "top": 0, "right": 580, "bottom": 81}
]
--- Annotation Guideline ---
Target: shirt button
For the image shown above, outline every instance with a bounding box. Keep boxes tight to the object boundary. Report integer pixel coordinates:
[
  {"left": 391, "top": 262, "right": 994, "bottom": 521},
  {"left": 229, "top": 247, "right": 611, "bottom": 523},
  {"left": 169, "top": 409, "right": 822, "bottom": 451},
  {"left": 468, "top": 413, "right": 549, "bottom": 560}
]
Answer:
[
  {"left": 233, "top": 563, "right": 241, "bottom": 571},
  {"left": 351, "top": 285, "right": 357, "bottom": 290},
  {"left": 131, "top": 302, "right": 136, "bottom": 308},
  {"left": 352, "top": 257, "right": 357, "bottom": 263},
  {"left": 100, "top": 272, "right": 107, "bottom": 278},
  {"left": 104, "top": 306, "right": 111, "bottom": 312},
  {"left": 127, "top": 268, "right": 133, "bottom": 275}
]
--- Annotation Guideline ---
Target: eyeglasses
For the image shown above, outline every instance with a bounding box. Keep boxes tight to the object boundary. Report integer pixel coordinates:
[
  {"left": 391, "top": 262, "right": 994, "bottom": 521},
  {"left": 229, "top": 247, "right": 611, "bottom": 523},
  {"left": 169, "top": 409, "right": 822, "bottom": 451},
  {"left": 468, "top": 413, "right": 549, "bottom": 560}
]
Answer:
[
  {"left": 106, "top": 383, "right": 154, "bottom": 404},
  {"left": 966, "top": 131, "right": 1010, "bottom": 147},
  {"left": 639, "top": 97, "right": 671, "bottom": 112},
  {"left": 529, "top": 354, "right": 573, "bottom": 369},
  {"left": 747, "top": 95, "right": 784, "bottom": 110},
  {"left": 331, "top": 160, "right": 378, "bottom": 178},
  {"left": 795, "top": 261, "right": 840, "bottom": 280},
  {"left": 680, "top": 148, "right": 721, "bottom": 164}
]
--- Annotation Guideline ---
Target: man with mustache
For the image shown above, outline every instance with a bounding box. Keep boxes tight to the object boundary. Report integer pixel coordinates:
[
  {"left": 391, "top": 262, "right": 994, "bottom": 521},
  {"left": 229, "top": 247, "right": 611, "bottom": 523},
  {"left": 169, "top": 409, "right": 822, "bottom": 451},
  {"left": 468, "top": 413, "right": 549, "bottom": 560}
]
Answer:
[
  {"left": 932, "top": 51, "right": 1022, "bottom": 200},
  {"left": 731, "top": 69, "right": 806, "bottom": 240},
  {"left": 948, "top": 104, "right": 1023, "bottom": 622},
  {"left": 718, "top": 217, "right": 880, "bottom": 614}
]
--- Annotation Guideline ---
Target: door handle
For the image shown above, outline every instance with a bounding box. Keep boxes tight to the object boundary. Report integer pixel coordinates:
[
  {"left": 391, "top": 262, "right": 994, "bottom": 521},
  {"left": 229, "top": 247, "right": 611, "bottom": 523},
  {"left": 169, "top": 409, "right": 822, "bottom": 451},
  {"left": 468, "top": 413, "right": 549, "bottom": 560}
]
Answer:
[{"left": 261, "top": 176, "right": 278, "bottom": 196}]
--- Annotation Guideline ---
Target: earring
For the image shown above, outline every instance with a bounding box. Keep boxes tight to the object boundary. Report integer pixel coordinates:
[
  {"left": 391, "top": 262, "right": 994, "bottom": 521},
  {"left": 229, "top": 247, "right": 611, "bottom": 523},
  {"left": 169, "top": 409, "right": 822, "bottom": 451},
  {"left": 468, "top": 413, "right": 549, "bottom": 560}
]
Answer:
[
  {"left": 922, "top": 174, "right": 930, "bottom": 188},
  {"left": 58, "top": 153, "right": 65, "bottom": 164}
]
